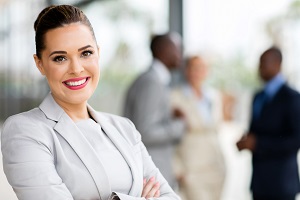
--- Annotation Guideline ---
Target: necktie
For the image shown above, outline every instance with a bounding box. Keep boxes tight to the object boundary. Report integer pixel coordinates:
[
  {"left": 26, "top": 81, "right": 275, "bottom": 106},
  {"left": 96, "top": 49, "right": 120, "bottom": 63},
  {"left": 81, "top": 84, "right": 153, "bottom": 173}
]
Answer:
[{"left": 253, "top": 91, "right": 267, "bottom": 120}]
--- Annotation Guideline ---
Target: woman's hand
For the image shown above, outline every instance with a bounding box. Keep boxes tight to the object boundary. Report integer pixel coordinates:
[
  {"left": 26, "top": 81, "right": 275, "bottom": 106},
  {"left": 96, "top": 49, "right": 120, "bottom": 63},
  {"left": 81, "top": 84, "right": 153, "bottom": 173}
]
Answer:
[{"left": 142, "top": 177, "right": 160, "bottom": 199}]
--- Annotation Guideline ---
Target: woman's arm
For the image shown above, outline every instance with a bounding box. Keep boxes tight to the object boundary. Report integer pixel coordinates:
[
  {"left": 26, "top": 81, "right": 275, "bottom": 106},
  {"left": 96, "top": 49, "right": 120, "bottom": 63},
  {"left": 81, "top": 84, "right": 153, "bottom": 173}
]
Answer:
[
  {"left": 110, "top": 119, "right": 181, "bottom": 200},
  {"left": 1, "top": 115, "right": 74, "bottom": 200}
]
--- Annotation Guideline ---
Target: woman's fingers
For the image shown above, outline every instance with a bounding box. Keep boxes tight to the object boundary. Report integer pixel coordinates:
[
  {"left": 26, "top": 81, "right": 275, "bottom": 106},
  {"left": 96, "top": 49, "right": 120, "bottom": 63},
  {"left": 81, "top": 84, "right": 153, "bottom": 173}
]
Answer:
[
  {"left": 146, "top": 182, "right": 160, "bottom": 199},
  {"left": 154, "top": 188, "right": 160, "bottom": 198},
  {"left": 141, "top": 177, "right": 155, "bottom": 197},
  {"left": 141, "top": 177, "right": 160, "bottom": 198}
]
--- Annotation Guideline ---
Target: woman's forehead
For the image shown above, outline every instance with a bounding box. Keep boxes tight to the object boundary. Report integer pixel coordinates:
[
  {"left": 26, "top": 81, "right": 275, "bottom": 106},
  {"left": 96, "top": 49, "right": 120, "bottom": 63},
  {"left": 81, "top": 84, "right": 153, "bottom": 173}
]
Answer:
[{"left": 44, "top": 24, "right": 96, "bottom": 51}]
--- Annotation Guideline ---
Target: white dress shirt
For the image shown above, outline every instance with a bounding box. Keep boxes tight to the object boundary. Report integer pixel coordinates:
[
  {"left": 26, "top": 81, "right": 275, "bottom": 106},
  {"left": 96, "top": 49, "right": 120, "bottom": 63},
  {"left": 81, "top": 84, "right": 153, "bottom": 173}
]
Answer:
[{"left": 152, "top": 59, "right": 171, "bottom": 86}]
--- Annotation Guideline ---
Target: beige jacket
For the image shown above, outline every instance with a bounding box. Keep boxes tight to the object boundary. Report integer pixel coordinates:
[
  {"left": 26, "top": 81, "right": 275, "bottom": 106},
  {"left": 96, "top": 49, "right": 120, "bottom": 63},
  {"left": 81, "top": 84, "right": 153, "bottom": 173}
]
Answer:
[{"left": 171, "top": 86, "right": 225, "bottom": 200}]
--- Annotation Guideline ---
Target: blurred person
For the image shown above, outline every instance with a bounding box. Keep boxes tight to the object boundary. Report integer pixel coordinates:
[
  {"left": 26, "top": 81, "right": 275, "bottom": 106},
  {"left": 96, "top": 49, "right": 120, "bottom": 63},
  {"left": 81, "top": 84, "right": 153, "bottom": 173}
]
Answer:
[
  {"left": 171, "top": 56, "right": 226, "bottom": 200},
  {"left": 123, "top": 33, "right": 186, "bottom": 190},
  {"left": 1, "top": 5, "right": 182, "bottom": 200},
  {"left": 236, "top": 47, "right": 300, "bottom": 200}
]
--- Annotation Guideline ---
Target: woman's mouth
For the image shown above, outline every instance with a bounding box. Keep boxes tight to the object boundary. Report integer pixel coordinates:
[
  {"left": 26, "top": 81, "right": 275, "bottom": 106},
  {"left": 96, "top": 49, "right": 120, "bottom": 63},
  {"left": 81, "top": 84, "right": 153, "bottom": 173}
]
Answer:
[{"left": 63, "top": 77, "right": 90, "bottom": 90}]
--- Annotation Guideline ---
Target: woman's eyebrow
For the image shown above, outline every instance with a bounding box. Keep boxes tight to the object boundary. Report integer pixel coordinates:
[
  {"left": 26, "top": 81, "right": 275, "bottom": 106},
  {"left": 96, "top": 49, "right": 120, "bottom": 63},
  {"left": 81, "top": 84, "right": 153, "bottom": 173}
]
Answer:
[
  {"left": 49, "top": 51, "right": 67, "bottom": 57},
  {"left": 48, "top": 45, "right": 93, "bottom": 57},
  {"left": 78, "top": 45, "right": 93, "bottom": 51}
]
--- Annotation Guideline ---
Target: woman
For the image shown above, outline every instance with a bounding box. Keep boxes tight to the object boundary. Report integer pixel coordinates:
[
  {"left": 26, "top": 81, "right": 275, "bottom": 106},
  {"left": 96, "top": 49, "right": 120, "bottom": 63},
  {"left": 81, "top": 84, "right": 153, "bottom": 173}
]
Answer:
[
  {"left": 171, "top": 56, "right": 226, "bottom": 200},
  {"left": 1, "top": 5, "right": 180, "bottom": 200}
]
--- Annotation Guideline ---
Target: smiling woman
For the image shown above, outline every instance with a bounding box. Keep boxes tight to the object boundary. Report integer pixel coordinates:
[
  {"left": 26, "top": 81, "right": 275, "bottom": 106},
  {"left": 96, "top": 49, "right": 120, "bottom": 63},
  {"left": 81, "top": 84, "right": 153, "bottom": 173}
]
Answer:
[
  {"left": 1, "top": 4, "right": 180, "bottom": 200},
  {"left": 34, "top": 23, "right": 100, "bottom": 120}
]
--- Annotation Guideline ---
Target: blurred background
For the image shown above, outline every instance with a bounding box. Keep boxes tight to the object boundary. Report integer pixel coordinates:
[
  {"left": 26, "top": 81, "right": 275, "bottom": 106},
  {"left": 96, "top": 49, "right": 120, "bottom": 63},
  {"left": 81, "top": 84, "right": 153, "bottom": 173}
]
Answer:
[{"left": 1, "top": 0, "right": 300, "bottom": 199}]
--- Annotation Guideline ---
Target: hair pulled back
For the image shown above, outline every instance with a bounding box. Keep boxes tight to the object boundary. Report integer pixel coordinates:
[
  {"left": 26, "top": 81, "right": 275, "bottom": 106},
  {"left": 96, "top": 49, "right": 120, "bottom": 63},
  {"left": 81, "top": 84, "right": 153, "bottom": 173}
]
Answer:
[{"left": 34, "top": 5, "right": 96, "bottom": 58}]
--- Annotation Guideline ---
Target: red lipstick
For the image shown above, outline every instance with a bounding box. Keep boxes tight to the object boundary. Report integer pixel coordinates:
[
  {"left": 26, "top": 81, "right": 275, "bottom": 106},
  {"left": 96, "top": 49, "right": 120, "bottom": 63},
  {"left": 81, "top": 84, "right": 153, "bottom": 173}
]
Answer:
[{"left": 63, "top": 77, "right": 90, "bottom": 90}]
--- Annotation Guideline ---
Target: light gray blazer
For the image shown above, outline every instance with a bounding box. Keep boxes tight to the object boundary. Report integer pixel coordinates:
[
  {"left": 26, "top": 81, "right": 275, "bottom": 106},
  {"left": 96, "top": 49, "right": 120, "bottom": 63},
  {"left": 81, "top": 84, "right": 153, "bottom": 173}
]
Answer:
[
  {"left": 124, "top": 67, "right": 185, "bottom": 188},
  {"left": 1, "top": 93, "right": 180, "bottom": 200}
]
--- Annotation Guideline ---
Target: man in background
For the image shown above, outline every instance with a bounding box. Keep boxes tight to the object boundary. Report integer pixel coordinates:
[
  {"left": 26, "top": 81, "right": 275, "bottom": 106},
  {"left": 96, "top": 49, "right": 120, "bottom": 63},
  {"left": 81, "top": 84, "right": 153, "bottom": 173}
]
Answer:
[
  {"left": 237, "top": 47, "right": 300, "bottom": 200},
  {"left": 124, "top": 33, "right": 186, "bottom": 189}
]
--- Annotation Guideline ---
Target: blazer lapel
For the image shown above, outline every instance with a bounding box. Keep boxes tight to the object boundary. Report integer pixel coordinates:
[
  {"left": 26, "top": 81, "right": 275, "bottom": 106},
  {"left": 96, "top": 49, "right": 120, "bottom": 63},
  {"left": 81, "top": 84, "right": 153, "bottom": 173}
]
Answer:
[
  {"left": 88, "top": 106, "right": 143, "bottom": 197},
  {"left": 39, "top": 93, "right": 111, "bottom": 200},
  {"left": 260, "top": 84, "right": 285, "bottom": 116},
  {"left": 54, "top": 115, "right": 111, "bottom": 200}
]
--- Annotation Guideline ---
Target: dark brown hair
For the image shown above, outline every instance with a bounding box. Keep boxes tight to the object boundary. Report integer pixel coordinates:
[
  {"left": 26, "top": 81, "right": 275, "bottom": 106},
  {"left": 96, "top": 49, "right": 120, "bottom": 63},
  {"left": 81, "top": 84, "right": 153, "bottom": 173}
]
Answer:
[{"left": 34, "top": 5, "right": 96, "bottom": 58}]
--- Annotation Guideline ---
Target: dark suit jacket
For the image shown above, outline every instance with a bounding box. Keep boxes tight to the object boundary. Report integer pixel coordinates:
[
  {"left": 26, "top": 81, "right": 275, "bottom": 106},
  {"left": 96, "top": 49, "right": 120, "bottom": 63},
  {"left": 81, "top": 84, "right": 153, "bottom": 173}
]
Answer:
[{"left": 249, "top": 84, "right": 300, "bottom": 196}]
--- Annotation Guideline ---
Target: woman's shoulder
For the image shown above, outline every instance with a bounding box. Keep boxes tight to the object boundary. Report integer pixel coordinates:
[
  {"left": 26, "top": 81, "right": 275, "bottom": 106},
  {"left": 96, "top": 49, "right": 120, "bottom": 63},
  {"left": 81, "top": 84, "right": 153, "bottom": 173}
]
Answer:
[
  {"left": 1, "top": 107, "right": 54, "bottom": 142},
  {"left": 3, "top": 107, "right": 45, "bottom": 127}
]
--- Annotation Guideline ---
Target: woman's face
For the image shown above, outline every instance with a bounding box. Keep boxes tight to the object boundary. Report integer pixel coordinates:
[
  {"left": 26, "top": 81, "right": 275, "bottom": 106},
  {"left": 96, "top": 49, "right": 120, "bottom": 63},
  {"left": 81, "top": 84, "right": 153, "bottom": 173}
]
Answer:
[
  {"left": 186, "top": 58, "right": 207, "bottom": 86},
  {"left": 34, "top": 23, "right": 100, "bottom": 106}
]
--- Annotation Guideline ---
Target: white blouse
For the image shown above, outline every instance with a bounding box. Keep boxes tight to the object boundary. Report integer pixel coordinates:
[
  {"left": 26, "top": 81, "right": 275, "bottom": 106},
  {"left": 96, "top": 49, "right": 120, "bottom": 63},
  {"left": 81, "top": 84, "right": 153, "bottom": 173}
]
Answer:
[{"left": 76, "top": 118, "right": 133, "bottom": 194}]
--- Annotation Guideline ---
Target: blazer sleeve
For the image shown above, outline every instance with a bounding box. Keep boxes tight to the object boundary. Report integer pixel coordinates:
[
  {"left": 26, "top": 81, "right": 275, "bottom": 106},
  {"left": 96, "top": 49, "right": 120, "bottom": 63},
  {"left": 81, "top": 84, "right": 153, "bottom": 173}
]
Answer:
[
  {"left": 110, "top": 119, "right": 181, "bottom": 200},
  {"left": 1, "top": 115, "right": 74, "bottom": 200},
  {"left": 127, "top": 81, "right": 185, "bottom": 147},
  {"left": 254, "top": 92, "right": 300, "bottom": 157}
]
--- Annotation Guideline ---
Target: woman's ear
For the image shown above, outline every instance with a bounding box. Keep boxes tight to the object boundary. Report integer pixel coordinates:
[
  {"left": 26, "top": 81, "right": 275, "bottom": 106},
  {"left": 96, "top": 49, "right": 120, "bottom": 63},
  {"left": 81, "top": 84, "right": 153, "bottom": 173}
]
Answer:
[
  {"left": 33, "top": 54, "right": 45, "bottom": 75},
  {"left": 97, "top": 45, "right": 100, "bottom": 57}
]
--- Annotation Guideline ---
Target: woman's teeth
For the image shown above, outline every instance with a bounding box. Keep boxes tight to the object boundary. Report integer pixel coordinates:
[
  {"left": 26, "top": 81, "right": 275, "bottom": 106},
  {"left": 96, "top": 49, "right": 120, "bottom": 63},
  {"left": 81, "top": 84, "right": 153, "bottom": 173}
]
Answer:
[{"left": 65, "top": 78, "right": 87, "bottom": 86}]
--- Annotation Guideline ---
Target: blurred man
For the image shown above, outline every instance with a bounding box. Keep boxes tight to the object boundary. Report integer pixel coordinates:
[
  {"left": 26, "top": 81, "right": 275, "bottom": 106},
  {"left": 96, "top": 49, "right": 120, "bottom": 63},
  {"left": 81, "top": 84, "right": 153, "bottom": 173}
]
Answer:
[
  {"left": 237, "top": 47, "right": 300, "bottom": 200},
  {"left": 124, "top": 33, "right": 186, "bottom": 189}
]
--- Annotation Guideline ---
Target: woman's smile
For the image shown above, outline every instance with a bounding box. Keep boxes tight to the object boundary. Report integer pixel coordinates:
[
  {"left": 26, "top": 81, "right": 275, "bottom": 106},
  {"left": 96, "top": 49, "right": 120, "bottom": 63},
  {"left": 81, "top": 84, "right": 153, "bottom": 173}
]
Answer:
[
  {"left": 34, "top": 23, "right": 100, "bottom": 106},
  {"left": 63, "top": 77, "right": 90, "bottom": 90}
]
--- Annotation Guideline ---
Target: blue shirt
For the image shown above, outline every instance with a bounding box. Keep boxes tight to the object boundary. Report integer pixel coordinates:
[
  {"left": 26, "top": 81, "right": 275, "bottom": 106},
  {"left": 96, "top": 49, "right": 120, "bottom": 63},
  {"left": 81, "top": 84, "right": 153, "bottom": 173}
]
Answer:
[
  {"left": 263, "top": 73, "right": 285, "bottom": 101},
  {"left": 183, "top": 84, "right": 213, "bottom": 124},
  {"left": 253, "top": 73, "right": 285, "bottom": 119}
]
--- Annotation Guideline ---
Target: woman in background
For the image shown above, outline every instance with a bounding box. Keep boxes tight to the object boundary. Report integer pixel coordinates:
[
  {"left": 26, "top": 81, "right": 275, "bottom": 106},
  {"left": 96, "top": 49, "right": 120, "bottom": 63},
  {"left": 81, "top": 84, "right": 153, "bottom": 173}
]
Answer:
[
  {"left": 172, "top": 56, "right": 226, "bottom": 200},
  {"left": 1, "top": 5, "right": 180, "bottom": 200}
]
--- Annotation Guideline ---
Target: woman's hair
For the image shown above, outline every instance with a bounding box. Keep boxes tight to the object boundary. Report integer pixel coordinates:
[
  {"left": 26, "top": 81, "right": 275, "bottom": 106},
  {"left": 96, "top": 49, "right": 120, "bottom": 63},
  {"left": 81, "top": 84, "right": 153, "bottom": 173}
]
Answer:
[
  {"left": 34, "top": 5, "right": 96, "bottom": 58},
  {"left": 185, "top": 56, "right": 199, "bottom": 68}
]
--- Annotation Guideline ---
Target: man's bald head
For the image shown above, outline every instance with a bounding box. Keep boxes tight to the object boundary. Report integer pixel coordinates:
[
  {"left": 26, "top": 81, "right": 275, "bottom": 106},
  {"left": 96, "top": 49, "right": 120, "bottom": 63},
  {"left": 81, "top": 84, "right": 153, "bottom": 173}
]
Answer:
[
  {"left": 150, "top": 33, "right": 182, "bottom": 70},
  {"left": 259, "top": 47, "right": 282, "bottom": 82}
]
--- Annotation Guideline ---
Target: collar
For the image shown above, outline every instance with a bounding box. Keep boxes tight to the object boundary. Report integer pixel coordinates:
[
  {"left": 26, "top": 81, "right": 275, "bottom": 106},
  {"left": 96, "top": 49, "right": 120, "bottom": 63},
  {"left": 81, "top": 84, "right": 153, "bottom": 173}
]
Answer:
[
  {"left": 263, "top": 73, "right": 285, "bottom": 99},
  {"left": 152, "top": 59, "right": 171, "bottom": 86},
  {"left": 39, "top": 92, "right": 96, "bottom": 123},
  {"left": 183, "top": 84, "right": 210, "bottom": 100},
  {"left": 39, "top": 92, "right": 65, "bottom": 122},
  {"left": 39, "top": 92, "right": 142, "bottom": 198}
]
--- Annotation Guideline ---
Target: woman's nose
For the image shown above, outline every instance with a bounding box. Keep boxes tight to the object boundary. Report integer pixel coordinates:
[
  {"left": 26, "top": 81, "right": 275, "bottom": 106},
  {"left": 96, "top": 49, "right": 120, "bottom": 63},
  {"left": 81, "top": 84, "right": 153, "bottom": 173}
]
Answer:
[{"left": 69, "top": 58, "right": 84, "bottom": 75}]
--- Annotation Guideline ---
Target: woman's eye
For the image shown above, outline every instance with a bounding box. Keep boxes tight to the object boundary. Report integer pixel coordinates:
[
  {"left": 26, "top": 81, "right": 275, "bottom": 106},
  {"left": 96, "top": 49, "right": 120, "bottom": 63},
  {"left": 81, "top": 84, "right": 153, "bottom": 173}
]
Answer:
[
  {"left": 53, "top": 56, "right": 66, "bottom": 63},
  {"left": 81, "top": 50, "right": 93, "bottom": 58}
]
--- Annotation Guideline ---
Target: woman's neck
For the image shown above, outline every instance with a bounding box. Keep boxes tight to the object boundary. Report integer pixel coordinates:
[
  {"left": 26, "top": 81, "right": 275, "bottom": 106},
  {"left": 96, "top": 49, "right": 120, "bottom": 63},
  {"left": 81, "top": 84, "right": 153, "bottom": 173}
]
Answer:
[
  {"left": 53, "top": 98, "right": 90, "bottom": 122},
  {"left": 189, "top": 81, "right": 203, "bottom": 98},
  {"left": 63, "top": 105, "right": 90, "bottom": 122}
]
